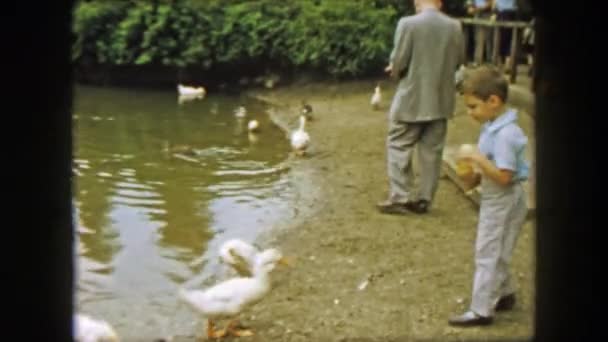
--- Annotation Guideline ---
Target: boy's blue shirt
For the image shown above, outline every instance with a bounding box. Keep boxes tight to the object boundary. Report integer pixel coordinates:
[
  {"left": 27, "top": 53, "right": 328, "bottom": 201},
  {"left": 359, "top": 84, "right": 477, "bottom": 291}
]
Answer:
[{"left": 478, "top": 108, "right": 529, "bottom": 182}]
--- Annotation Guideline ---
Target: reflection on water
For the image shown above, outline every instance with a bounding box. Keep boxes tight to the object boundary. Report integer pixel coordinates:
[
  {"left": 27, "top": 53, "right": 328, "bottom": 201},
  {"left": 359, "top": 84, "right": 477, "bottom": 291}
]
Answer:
[{"left": 73, "top": 85, "right": 292, "bottom": 338}]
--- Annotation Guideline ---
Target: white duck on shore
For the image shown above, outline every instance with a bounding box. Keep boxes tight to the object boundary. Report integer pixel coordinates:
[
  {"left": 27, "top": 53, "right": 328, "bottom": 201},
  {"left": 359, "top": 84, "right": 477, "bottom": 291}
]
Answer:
[
  {"left": 179, "top": 249, "right": 290, "bottom": 339},
  {"left": 290, "top": 115, "right": 310, "bottom": 156},
  {"left": 370, "top": 84, "right": 381, "bottom": 110},
  {"left": 74, "top": 313, "right": 119, "bottom": 342}
]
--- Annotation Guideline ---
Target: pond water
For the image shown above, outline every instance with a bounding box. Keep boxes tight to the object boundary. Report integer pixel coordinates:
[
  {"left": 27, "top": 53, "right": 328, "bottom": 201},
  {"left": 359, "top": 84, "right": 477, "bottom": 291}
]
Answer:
[{"left": 72, "top": 84, "right": 293, "bottom": 338}]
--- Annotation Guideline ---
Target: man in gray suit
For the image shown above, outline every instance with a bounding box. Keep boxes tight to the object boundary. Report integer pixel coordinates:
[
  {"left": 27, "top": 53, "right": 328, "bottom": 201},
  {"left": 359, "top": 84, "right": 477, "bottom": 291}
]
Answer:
[{"left": 377, "top": 0, "right": 465, "bottom": 215}]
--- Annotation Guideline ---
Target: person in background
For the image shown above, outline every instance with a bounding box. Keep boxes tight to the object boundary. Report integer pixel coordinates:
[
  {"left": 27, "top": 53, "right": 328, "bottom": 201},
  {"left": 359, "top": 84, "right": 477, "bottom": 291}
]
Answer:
[
  {"left": 493, "top": 0, "right": 519, "bottom": 72},
  {"left": 467, "top": 0, "right": 494, "bottom": 65}
]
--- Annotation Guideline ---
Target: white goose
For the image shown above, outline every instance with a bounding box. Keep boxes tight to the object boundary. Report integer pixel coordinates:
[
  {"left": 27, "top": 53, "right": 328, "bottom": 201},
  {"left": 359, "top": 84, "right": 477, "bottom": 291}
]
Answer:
[
  {"left": 74, "top": 313, "right": 119, "bottom": 342},
  {"left": 179, "top": 249, "right": 289, "bottom": 339},
  {"left": 234, "top": 106, "right": 247, "bottom": 119},
  {"left": 290, "top": 115, "right": 310, "bottom": 156},
  {"left": 247, "top": 120, "right": 260, "bottom": 133},
  {"left": 177, "top": 84, "right": 206, "bottom": 105},
  {"left": 177, "top": 84, "right": 206, "bottom": 97},
  {"left": 371, "top": 84, "right": 381, "bottom": 110}
]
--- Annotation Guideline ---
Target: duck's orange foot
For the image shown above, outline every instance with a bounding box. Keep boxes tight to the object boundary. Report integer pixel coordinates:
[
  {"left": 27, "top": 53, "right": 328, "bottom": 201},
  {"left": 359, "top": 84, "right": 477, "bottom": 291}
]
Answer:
[
  {"left": 207, "top": 319, "right": 228, "bottom": 339},
  {"left": 229, "top": 328, "right": 254, "bottom": 337},
  {"left": 209, "top": 329, "right": 227, "bottom": 339}
]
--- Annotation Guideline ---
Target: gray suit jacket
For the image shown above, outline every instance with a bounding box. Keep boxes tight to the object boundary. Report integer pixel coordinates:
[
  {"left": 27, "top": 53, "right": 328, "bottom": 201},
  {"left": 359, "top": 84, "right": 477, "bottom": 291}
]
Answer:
[{"left": 389, "top": 8, "right": 465, "bottom": 122}]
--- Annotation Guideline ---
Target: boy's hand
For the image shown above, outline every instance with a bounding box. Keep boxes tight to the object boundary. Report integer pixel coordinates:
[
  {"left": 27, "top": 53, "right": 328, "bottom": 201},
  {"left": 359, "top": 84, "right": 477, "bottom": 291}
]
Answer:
[
  {"left": 385, "top": 63, "right": 395, "bottom": 78},
  {"left": 455, "top": 144, "right": 482, "bottom": 190},
  {"left": 456, "top": 160, "right": 480, "bottom": 190},
  {"left": 455, "top": 160, "right": 474, "bottom": 176}
]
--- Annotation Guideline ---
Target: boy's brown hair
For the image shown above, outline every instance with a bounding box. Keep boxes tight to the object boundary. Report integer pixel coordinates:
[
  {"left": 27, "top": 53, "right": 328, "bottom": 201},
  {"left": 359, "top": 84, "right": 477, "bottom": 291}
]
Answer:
[{"left": 461, "top": 65, "right": 509, "bottom": 102}]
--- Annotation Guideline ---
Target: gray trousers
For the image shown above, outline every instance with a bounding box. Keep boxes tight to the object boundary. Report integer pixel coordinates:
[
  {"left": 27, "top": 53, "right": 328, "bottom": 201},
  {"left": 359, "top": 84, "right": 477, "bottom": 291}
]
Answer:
[
  {"left": 474, "top": 12, "right": 494, "bottom": 64},
  {"left": 386, "top": 119, "right": 447, "bottom": 204},
  {"left": 470, "top": 180, "right": 527, "bottom": 317},
  {"left": 474, "top": 25, "right": 493, "bottom": 64}
]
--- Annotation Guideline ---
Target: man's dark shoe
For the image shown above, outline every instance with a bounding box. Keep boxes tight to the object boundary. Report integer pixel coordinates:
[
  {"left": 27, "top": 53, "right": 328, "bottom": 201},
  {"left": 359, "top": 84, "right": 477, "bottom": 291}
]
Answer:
[
  {"left": 376, "top": 200, "right": 409, "bottom": 215},
  {"left": 495, "top": 293, "right": 516, "bottom": 311},
  {"left": 448, "top": 311, "right": 493, "bottom": 327},
  {"left": 405, "top": 199, "right": 429, "bottom": 214}
]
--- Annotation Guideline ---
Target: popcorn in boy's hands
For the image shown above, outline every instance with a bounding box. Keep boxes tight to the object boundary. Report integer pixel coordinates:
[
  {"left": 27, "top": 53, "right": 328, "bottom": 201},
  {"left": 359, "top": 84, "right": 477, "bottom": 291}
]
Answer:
[
  {"left": 455, "top": 144, "right": 484, "bottom": 193},
  {"left": 457, "top": 144, "right": 477, "bottom": 159},
  {"left": 455, "top": 144, "right": 478, "bottom": 177}
]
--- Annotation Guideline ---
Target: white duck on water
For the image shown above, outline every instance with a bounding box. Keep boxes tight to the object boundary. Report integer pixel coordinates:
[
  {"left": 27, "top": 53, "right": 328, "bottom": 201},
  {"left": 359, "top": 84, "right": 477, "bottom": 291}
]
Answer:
[
  {"left": 177, "top": 84, "right": 206, "bottom": 104},
  {"left": 247, "top": 119, "right": 260, "bottom": 132},
  {"left": 177, "top": 84, "right": 206, "bottom": 97},
  {"left": 234, "top": 106, "right": 247, "bottom": 119}
]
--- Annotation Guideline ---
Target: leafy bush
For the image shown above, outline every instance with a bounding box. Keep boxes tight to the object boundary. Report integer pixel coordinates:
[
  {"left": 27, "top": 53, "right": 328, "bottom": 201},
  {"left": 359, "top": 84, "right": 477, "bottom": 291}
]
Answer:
[{"left": 72, "top": 0, "right": 467, "bottom": 79}]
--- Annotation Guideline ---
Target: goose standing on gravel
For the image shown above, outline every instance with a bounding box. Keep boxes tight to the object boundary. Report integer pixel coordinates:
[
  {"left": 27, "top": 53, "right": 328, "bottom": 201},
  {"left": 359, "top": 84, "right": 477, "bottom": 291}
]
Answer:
[{"left": 371, "top": 84, "right": 381, "bottom": 110}]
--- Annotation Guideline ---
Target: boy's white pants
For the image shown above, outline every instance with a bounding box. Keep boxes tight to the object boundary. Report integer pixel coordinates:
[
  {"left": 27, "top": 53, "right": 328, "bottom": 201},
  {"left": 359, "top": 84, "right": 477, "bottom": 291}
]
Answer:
[{"left": 470, "top": 180, "right": 527, "bottom": 317}]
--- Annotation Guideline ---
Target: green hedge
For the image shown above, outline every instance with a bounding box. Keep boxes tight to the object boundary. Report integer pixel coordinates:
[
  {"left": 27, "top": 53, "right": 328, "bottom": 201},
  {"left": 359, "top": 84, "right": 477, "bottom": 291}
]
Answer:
[{"left": 72, "top": 0, "right": 466, "bottom": 79}]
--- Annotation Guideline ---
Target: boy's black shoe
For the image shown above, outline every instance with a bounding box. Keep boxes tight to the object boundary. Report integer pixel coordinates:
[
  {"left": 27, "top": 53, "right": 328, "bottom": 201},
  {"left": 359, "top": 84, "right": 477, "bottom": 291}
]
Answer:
[
  {"left": 495, "top": 293, "right": 516, "bottom": 311},
  {"left": 405, "top": 199, "right": 429, "bottom": 214},
  {"left": 376, "top": 200, "right": 410, "bottom": 215}
]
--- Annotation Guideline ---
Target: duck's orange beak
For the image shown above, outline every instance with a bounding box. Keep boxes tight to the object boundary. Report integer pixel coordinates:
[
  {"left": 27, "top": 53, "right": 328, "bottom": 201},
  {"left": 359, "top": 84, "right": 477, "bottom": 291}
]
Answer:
[{"left": 278, "top": 256, "right": 294, "bottom": 267}]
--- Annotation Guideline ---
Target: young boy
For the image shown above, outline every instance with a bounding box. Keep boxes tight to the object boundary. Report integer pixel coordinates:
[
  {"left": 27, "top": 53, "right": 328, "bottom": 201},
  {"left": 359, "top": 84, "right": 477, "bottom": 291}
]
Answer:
[{"left": 448, "top": 66, "right": 529, "bottom": 326}]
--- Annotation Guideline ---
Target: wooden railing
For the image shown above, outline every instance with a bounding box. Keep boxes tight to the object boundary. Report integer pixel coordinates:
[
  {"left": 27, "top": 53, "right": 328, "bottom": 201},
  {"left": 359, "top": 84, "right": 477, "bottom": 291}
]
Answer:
[{"left": 458, "top": 17, "right": 531, "bottom": 83}]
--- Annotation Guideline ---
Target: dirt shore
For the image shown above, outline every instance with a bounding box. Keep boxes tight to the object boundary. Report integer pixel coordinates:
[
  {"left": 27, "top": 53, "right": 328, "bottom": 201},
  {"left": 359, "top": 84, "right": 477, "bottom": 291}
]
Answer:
[{"left": 176, "top": 79, "right": 535, "bottom": 342}]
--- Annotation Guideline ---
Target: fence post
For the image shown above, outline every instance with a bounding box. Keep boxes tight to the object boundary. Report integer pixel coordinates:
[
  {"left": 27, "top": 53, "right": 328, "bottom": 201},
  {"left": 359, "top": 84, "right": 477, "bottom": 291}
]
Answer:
[
  {"left": 509, "top": 26, "right": 520, "bottom": 83},
  {"left": 492, "top": 25, "right": 501, "bottom": 65},
  {"left": 474, "top": 24, "right": 486, "bottom": 65},
  {"left": 463, "top": 23, "right": 470, "bottom": 64}
]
